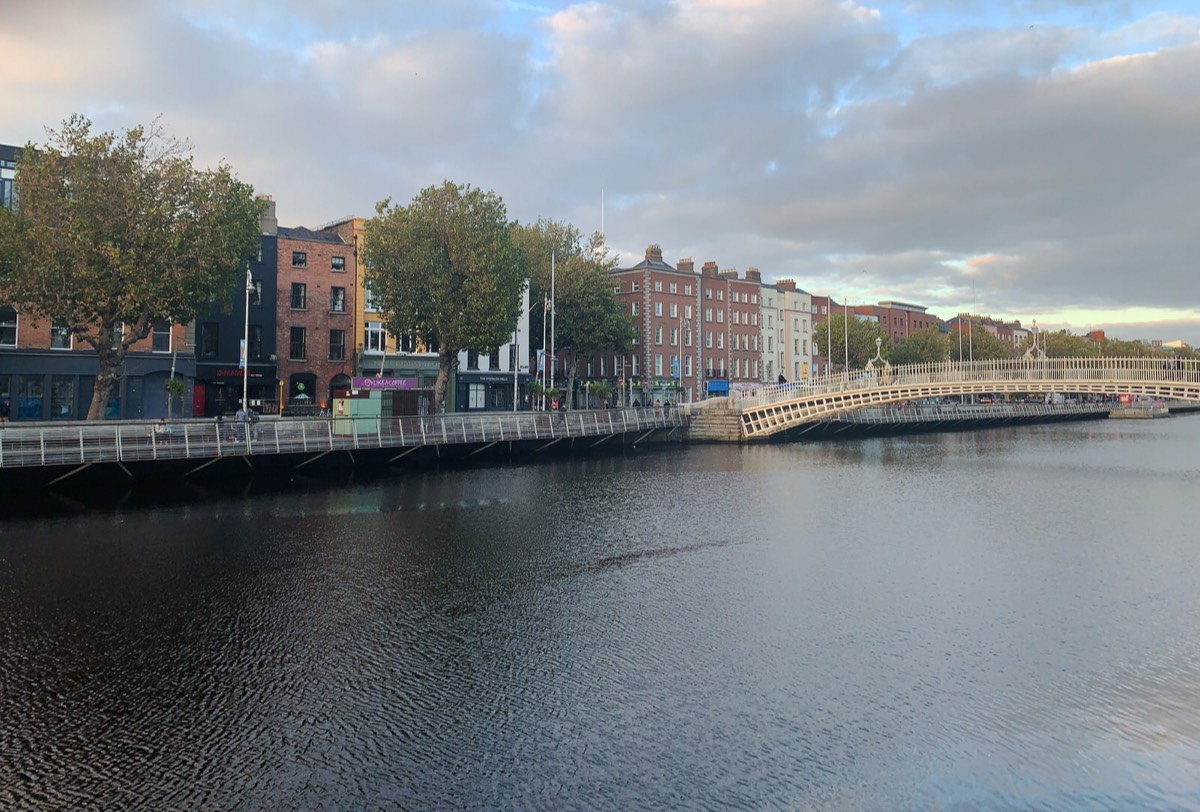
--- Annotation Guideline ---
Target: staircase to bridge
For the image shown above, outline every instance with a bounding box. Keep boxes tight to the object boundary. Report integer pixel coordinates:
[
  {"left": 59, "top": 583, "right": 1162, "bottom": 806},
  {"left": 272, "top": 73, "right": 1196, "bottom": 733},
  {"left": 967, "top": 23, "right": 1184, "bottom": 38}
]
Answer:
[{"left": 684, "top": 357, "right": 1200, "bottom": 442}]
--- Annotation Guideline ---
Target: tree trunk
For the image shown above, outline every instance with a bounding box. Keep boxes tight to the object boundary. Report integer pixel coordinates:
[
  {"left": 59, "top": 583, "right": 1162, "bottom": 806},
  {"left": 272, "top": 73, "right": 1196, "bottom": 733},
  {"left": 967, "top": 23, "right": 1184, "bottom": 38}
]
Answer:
[
  {"left": 431, "top": 347, "right": 457, "bottom": 414},
  {"left": 87, "top": 352, "right": 120, "bottom": 420},
  {"left": 565, "top": 354, "right": 578, "bottom": 411}
]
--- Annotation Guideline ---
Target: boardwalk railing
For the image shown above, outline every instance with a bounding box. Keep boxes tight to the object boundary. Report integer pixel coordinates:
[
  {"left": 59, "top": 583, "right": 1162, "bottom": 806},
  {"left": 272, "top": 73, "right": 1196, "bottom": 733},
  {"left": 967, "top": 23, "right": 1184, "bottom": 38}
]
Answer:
[{"left": 0, "top": 408, "right": 685, "bottom": 470}]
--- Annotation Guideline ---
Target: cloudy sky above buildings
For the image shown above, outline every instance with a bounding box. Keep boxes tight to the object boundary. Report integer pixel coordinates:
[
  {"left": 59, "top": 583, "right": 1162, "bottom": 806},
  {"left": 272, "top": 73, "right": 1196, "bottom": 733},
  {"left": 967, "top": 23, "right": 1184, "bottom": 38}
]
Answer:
[{"left": 4, "top": 0, "right": 1198, "bottom": 343}]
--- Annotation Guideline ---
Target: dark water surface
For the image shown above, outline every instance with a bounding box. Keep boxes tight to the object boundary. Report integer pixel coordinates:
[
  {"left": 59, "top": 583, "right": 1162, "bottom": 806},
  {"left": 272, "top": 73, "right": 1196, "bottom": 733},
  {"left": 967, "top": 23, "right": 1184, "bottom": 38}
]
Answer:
[{"left": 2, "top": 418, "right": 1199, "bottom": 810}]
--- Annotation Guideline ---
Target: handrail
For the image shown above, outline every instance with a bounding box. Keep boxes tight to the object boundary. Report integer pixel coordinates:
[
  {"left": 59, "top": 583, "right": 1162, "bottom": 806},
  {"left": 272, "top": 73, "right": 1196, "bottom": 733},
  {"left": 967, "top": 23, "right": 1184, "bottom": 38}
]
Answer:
[
  {"left": 0, "top": 407, "right": 686, "bottom": 470},
  {"left": 731, "top": 357, "right": 1200, "bottom": 410}
]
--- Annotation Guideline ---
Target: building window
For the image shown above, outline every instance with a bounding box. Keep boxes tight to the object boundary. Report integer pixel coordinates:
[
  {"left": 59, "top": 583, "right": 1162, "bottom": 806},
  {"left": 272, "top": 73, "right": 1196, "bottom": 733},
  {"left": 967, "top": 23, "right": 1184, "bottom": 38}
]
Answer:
[
  {"left": 18, "top": 375, "right": 43, "bottom": 420},
  {"left": 685, "top": 285, "right": 692, "bottom": 295},
  {"left": 291, "top": 283, "right": 307, "bottom": 310},
  {"left": 50, "top": 375, "right": 74, "bottom": 420},
  {"left": 289, "top": 327, "right": 307, "bottom": 360},
  {"left": 488, "top": 347, "right": 500, "bottom": 370},
  {"left": 654, "top": 301, "right": 662, "bottom": 317},
  {"left": 364, "top": 321, "right": 387, "bottom": 353},
  {"left": 632, "top": 302, "right": 639, "bottom": 316},
  {"left": 468, "top": 383, "right": 486, "bottom": 410},
  {"left": 292, "top": 251, "right": 307, "bottom": 268},
  {"left": 705, "top": 331, "right": 713, "bottom": 348},
  {"left": 654, "top": 281, "right": 662, "bottom": 292},
  {"left": 670, "top": 303, "right": 678, "bottom": 319},
  {"left": 631, "top": 355, "right": 639, "bottom": 376},
  {"left": 613, "top": 285, "right": 621, "bottom": 295},
  {"left": 248, "top": 324, "right": 262, "bottom": 361},
  {"left": 705, "top": 289, "right": 712, "bottom": 300},
  {"left": 717, "top": 333, "right": 724, "bottom": 349},
  {"left": 685, "top": 329, "right": 692, "bottom": 347},
  {"left": 467, "top": 349, "right": 479, "bottom": 370},
  {"left": 654, "top": 354, "right": 663, "bottom": 376},
  {"left": 655, "top": 327, "right": 662, "bottom": 345},
  {"left": 330, "top": 287, "right": 346, "bottom": 313},
  {"left": 685, "top": 357, "right": 693, "bottom": 377},
  {"left": 151, "top": 321, "right": 171, "bottom": 353},
  {"left": 364, "top": 284, "right": 379, "bottom": 312},
  {"left": 632, "top": 281, "right": 640, "bottom": 292},
  {"left": 717, "top": 310, "right": 724, "bottom": 324},
  {"left": 0, "top": 306, "right": 16, "bottom": 347},
  {"left": 50, "top": 319, "right": 71, "bottom": 350},
  {"left": 249, "top": 279, "right": 262, "bottom": 307},
  {"left": 329, "top": 329, "right": 346, "bottom": 361},
  {"left": 331, "top": 256, "right": 346, "bottom": 272},
  {"left": 669, "top": 282, "right": 677, "bottom": 294},
  {"left": 671, "top": 328, "right": 678, "bottom": 346},
  {"left": 685, "top": 305, "right": 692, "bottom": 320},
  {"left": 199, "top": 322, "right": 219, "bottom": 358}
]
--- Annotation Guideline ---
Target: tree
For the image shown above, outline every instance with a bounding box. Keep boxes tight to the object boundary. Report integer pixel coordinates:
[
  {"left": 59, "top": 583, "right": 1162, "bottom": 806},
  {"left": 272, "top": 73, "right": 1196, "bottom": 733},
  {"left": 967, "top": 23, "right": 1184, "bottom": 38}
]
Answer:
[
  {"left": 363, "top": 181, "right": 525, "bottom": 412},
  {"left": 511, "top": 221, "right": 634, "bottom": 409},
  {"left": 948, "top": 324, "right": 1014, "bottom": 361},
  {"left": 888, "top": 326, "right": 948, "bottom": 365},
  {"left": 0, "top": 115, "right": 263, "bottom": 419},
  {"left": 814, "top": 313, "right": 889, "bottom": 370}
]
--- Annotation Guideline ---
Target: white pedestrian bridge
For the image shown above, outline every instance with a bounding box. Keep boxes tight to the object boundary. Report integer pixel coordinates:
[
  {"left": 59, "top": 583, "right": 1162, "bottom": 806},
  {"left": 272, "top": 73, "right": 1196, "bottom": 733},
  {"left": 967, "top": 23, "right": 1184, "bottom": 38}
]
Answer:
[{"left": 689, "top": 357, "right": 1200, "bottom": 441}]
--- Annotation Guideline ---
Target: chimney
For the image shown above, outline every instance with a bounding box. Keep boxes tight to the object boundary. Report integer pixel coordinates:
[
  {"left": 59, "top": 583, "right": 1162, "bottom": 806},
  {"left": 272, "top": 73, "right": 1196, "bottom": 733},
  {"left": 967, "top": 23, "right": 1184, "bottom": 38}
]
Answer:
[
  {"left": 718, "top": 268, "right": 738, "bottom": 280},
  {"left": 745, "top": 267, "right": 761, "bottom": 283},
  {"left": 776, "top": 278, "right": 796, "bottom": 292},
  {"left": 701, "top": 261, "right": 719, "bottom": 277},
  {"left": 645, "top": 244, "right": 664, "bottom": 263},
  {"left": 257, "top": 194, "right": 277, "bottom": 236},
  {"left": 677, "top": 257, "right": 695, "bottom": 273}
]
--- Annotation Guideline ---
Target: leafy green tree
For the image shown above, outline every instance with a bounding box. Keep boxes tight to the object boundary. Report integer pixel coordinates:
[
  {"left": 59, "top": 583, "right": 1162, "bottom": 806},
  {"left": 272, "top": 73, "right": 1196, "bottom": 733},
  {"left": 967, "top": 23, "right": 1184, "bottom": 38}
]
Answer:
[
  {"left": 814, "top": 313, "right": 889, "bottom": 370},
  {"left": 511, "top": 221, "right": 634, "bottom": 408},
  {"left": 0, "top": 115, "right": 262, "bottom": 419},
  {"left": 364, "top": 181, "right": 525, "bottom": 412},
  {"left": 948, "top": 324, "right": 1014, "bottom": 361},
  {"left": 888, "top": 326, "right": 948, "bottom": 365}
]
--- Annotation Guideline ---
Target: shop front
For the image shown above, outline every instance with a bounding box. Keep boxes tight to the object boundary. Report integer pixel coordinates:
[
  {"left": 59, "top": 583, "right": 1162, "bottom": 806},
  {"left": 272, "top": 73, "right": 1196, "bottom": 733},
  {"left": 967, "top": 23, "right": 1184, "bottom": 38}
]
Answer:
[{"left": 194, "top": 363, "right": 277, "bottom": 417}]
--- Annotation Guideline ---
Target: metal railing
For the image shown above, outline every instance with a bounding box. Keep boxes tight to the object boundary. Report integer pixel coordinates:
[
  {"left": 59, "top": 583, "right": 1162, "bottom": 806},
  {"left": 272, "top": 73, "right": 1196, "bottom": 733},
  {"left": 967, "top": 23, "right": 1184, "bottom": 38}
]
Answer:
[
  {"left": 0, "top": 408, "right": 686, "bottom": 470},
  {"left": 731, "top": 357, "right": 1200, "bottom": 411}
]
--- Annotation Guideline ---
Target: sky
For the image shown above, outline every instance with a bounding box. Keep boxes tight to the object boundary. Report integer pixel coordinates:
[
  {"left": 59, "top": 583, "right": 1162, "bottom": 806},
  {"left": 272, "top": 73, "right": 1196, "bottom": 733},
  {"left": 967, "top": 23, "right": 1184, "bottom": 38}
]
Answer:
[{"left": 4, "top": 0, "right": 1199, "bottom": 344}]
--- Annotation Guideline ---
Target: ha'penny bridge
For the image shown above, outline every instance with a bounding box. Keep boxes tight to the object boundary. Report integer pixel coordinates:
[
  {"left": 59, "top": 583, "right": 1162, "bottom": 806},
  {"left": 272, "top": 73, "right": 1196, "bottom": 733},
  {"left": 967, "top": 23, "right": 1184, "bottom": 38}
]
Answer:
[{"left": 685, "top": 357, "right": 1200, "bottom": 442}]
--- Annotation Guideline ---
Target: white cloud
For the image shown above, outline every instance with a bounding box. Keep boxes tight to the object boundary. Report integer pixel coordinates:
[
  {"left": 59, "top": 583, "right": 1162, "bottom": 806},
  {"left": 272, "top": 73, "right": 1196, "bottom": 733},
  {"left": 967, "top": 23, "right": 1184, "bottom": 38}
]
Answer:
[{"left": 2, "top": 0, "right": 1197, "bottom": 343}]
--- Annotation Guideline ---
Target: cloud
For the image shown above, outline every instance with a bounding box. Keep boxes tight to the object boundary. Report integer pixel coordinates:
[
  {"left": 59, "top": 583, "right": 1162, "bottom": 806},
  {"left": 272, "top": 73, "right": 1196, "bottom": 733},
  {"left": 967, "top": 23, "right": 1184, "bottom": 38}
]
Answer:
[{"left": 2, "top": 0, "right": 1197, "bottom": 343}]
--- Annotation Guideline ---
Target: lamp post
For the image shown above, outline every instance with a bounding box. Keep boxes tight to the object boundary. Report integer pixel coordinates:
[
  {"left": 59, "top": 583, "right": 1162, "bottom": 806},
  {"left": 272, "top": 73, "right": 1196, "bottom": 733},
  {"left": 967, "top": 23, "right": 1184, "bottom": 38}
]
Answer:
[
  {"left": 843, "top": 297, "right": 850, "bottom": 380},
  {"left": 241, "top": 264, "right": 253, "bottom": 417}
]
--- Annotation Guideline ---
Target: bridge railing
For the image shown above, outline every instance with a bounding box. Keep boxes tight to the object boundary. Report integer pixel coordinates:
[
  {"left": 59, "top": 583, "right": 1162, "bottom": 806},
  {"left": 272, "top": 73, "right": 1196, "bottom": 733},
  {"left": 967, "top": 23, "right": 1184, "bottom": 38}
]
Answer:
[
  {"left": 0, "top": 407, "right": 685, "bottom": 470},
  {"left": 732, "top": 357, "right": 1199, "bottom": 410}
]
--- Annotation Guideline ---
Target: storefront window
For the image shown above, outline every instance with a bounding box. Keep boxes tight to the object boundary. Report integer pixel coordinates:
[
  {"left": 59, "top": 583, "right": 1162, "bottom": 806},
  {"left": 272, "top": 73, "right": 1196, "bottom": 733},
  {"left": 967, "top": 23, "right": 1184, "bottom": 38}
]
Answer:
[
  {"left": 18, "top": 375, "right": 43, "bottom": 419},
  {"left": 468, "top": 383, "right": 485, "bottom": 409},
  {"left": 50, "top": 376, "right": 75, "bottom": 419}
]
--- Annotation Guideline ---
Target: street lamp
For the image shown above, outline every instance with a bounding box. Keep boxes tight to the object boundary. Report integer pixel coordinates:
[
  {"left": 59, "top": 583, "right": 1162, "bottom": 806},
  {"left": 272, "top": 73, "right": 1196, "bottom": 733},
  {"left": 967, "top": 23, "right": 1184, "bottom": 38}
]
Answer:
[{"left": 242, "top": 264, "right": 253, "bottom": 418}]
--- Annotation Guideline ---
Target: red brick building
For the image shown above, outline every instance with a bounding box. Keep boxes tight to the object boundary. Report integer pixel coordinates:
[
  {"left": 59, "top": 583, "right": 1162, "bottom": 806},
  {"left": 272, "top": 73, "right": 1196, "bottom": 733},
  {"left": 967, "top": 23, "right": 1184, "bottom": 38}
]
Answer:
[{"left": 275, "top": 226, "right": 356, "bottom": 411}]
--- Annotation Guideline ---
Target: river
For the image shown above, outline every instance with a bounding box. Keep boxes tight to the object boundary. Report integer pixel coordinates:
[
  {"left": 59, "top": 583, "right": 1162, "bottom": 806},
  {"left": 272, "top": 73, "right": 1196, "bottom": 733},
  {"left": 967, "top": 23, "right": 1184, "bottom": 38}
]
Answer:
[{"left": 1, "top": 416, "right": 1198, "bottom": 810}]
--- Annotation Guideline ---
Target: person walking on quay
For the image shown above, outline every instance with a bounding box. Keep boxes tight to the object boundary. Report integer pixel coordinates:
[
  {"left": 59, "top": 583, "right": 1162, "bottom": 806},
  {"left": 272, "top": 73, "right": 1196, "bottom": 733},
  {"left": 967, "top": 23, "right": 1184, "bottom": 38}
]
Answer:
[{"left": 235, "top": 404, "right": 247, "bottom": 441}]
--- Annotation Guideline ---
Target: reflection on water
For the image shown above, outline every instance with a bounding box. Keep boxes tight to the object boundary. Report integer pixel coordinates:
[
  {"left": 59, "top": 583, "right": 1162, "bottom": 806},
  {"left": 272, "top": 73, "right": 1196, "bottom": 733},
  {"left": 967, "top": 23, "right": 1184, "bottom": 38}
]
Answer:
[{"left": 2, "top": 418, "right": 1199, "bottom": 810}]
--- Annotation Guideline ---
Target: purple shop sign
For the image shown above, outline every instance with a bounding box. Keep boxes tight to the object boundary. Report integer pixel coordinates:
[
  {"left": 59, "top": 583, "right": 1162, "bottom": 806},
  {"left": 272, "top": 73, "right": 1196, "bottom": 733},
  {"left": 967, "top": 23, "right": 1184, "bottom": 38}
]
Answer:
[{"left": 352, "top": 377, "right": 420, "bottom": 390}]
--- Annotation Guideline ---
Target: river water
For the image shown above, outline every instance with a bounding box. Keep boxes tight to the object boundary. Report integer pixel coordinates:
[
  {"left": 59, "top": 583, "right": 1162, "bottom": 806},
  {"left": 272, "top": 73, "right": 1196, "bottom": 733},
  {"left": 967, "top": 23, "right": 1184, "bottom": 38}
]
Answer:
[{"left": 2, "top": 416, "right": 1198, "bottom": 810}]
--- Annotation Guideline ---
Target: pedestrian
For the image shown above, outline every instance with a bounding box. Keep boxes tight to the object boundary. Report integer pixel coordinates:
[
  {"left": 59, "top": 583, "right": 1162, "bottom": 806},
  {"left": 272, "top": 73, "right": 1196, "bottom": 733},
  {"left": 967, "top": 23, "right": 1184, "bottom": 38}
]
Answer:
[
  {"left": 154, "top": 418, "right": 170, "bottom": 446},
  {"left": 235, "top": 404, "right": 247, "bottom": 441},
  {"left": 250, "top": 408, "right": 261, "bottom": 440}
]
